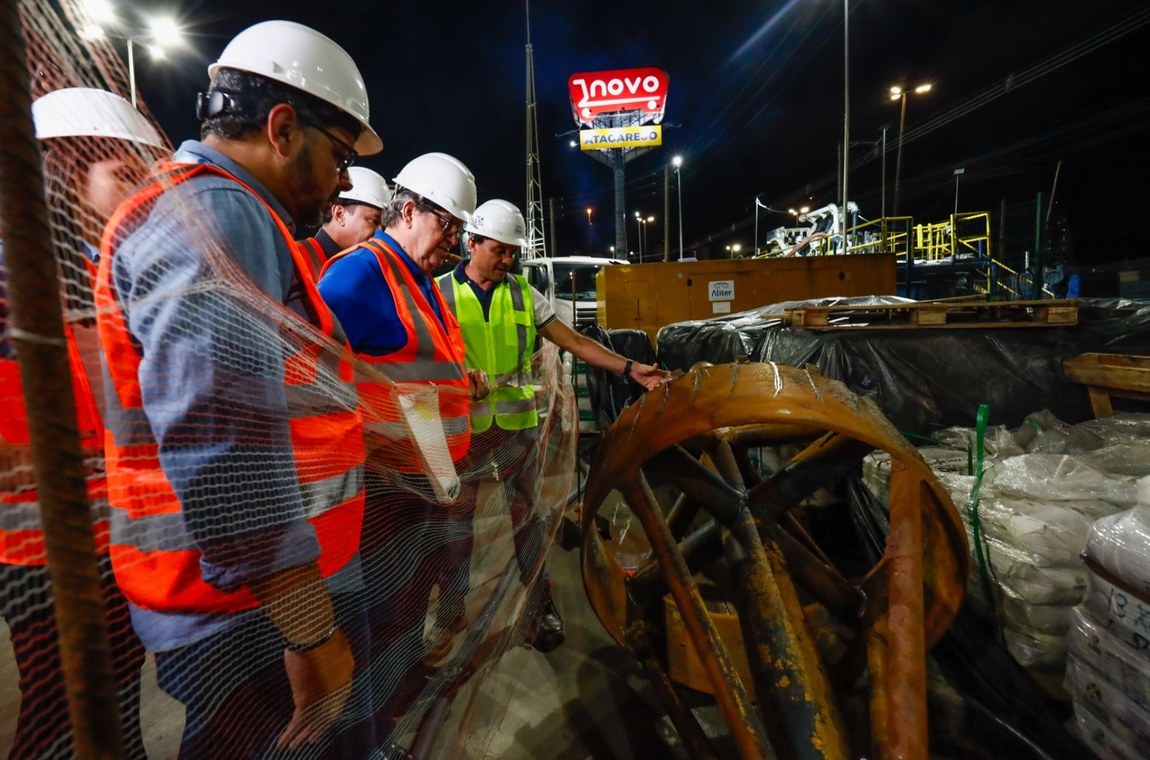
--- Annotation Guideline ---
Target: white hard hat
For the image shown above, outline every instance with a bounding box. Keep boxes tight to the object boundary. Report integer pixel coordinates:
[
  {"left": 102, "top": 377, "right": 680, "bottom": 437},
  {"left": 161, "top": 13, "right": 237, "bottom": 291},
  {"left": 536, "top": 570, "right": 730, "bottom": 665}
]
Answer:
[
  {"left": 466, "top": 199, "right": 527, "bottom": 247},
  {"left": 393, "top": 152, "right": 477, "bottom": 222},
  {"left": 208, "top": 20, "right": 382, "bottom": 155},
  {"left": 33, "top": 87, "right": 164, "bottom": 148},
  {"left": 339, "top": 166, "right": 391, "bottom": 209}
]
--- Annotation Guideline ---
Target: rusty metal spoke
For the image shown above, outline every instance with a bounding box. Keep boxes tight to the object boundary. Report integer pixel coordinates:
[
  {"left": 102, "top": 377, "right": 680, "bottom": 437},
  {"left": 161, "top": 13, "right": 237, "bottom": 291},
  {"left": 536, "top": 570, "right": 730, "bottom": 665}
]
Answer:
[
  {"left": 776, "top": 526, "right": 867, "bottom": 624},
  {"left": 750, "top": 434, "right": 875, "bottom": 518},
  {"left": 580, "top": 363, "right": 968, "bottom": 760},
  {"left": 622, "top": 471, "right": 773, "bottom": 758},
  {"left": 646, "top": 446, "right": 746, "bottom": 526},
  {"left": 666, "top": 492, "right": 703, "bottom": 540}
]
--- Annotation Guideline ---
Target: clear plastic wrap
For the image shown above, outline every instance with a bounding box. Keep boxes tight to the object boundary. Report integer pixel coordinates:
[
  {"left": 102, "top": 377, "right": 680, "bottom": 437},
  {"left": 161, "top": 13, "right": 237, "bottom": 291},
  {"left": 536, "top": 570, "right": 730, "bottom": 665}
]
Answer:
[
  {"left": 971, "top": 496, "right": 1118, "bottom": 566},
  {"left": 1084, "top": 478, "right": 1150, "bottom": 591},
  {"left": 998, "top": 583, "right": 1074, "bottom": 636},
  {"left": 1066, "top": 654, "right": 1150, "bottom": 758},
  {"left": 1012, "top": 409, "right": 1107, "bottom": 454},
  {"left": 982, "top": 535, "right": 1088, "bottom": 605},
  {"left": 1082, "top": 442, "right": 1150, "bottom": 478},
  {"left": 989, "top": 454, "right": 1138, "bottom": 507},
  {"left": 1002, "top": 624, "right": 1068, "bottom": 669},
  {"left": 1081, "top": 567, "right": 1150, "bottom": 651},
  {"left": 931, "top": 424, "right": 1025, "bottom": 460},
  {"left": 1073, "top": 412, "right": 1150, "bottom": 445},
  {"left": 1074, "top": 707, "right": 1143, "bottom": 760},
  {"left": 862, "top": 448, "right": 969, "bottom": 506},
  {"left": 1067, "top": 604, "right": 1150, "bottom": 709}
]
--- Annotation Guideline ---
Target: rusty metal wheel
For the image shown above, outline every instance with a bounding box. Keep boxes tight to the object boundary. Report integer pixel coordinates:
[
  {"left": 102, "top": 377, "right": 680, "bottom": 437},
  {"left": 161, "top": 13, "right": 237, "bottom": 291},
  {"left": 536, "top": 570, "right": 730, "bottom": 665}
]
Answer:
[{"left": 580, "top": 362, "right": 968, "bottom": 759}]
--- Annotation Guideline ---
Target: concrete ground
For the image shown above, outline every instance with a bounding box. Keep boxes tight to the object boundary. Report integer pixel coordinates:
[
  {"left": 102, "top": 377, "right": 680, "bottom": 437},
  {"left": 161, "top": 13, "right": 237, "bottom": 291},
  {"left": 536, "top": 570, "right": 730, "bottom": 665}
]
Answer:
[
  {"left": 429, "top": 543, "right": 688, "bottom": 760},
  {"left": 0, "top": 538, "right": 686, "bottom": 759}
]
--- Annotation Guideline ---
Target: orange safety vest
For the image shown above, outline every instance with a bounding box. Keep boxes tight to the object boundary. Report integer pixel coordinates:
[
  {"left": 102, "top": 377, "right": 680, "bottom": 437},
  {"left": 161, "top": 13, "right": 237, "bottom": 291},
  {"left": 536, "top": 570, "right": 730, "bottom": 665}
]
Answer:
[
  {"left": 299, "top": 237, "right": 328, "bottom": 281},
  {"left": 95, "top": 161, "right": 364, "bottom": 614},
  {"left": 321, "top": 237, "right": 470, "bottom": 473},
  {"left": 1, "top": 262, "right": 109, "bottom": 566}
]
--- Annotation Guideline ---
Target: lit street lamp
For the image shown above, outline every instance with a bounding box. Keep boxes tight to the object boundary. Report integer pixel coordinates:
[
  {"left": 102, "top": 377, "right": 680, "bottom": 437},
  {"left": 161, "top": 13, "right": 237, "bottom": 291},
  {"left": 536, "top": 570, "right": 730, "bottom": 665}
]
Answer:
[
  {"left": 80, "top": 0, "right": 185, "bottom": 109},
  {"left": 890, "top": 82, "right": 932, "bottom": 216},
  {"left": 586, "top": 207, "right": 593, "bottom": 226},
  {"left": 953, "top": 167, "right": 965, "bottom": 216},
  {"left": 672, "top": 155, "right": 684, "bottom": 260}
]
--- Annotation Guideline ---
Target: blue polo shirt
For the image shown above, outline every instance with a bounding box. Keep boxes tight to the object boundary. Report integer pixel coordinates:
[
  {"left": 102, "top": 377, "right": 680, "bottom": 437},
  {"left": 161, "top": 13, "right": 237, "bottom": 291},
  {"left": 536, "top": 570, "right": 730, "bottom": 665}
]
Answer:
[{"left": 317, "top": 230, "right": 445, "bottom": 357}]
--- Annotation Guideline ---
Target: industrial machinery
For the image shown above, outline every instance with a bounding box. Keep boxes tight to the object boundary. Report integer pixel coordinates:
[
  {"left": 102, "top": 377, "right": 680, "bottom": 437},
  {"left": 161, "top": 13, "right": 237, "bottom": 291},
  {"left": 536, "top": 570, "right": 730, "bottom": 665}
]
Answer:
[{"left": 580, "top": 361, "right": 969, "bottom": 759}]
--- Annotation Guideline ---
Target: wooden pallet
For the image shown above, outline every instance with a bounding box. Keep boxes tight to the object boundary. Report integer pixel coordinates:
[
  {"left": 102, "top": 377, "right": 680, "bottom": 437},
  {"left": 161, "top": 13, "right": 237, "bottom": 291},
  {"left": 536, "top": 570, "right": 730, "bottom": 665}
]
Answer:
[
  {"left": 1063, "top": 352, "right": 1150, "bottom": 418},
  {"left": 784, "top": 299, "right": 1078, "bottom": 331}
]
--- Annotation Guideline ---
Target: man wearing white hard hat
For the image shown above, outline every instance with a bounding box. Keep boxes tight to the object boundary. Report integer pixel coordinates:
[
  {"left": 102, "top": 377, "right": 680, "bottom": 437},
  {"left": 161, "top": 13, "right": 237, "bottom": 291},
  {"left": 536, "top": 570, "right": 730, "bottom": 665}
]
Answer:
[
  {"left": 299, "top": 166, "right": 391, "bottom": 277},
  {"left": 93, "top": 20, "right": 381, "bottom": 757},
  {"left": 318, "top": 151, "right": 484, "bottom": 745},
  {"left": 1, "top": 86, "right": 165, "bottom": 760},
  {"left": 434, "top": 199, "right": 667, "bottom": 656}
]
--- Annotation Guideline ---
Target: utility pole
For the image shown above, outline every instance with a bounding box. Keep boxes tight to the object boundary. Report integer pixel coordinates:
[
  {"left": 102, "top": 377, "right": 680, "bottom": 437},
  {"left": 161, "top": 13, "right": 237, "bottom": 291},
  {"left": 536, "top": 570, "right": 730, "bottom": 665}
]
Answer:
[
  {"left": 663, "top": 163, "right": 671, "bottom": 262},
  {"left": 523, "top": 1, "right": 546, "bottom": 259},
  {"left": 841, "top": 0, "right": 850, "bottom": 247},
  {"left": 953, "top": 167, "right": 965, "bottom": 216},
  {"left": 548, "top": 197, "right": 557, "bottom": 256}
]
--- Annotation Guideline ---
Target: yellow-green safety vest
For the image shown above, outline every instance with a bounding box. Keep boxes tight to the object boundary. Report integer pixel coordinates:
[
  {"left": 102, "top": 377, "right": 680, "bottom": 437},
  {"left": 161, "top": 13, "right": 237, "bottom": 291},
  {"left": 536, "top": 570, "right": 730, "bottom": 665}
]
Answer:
[{"left": 438, "top": 272, "right": 538, "bottom": 432}]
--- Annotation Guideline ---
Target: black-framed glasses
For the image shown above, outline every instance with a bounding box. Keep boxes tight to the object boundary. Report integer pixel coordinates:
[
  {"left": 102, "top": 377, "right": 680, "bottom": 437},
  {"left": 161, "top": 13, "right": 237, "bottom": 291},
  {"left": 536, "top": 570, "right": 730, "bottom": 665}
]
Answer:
[
  {"left": 424, "top": 205, "right": 462, "bottom": 239},
  {"left": 300, "top": 116, "right": 358, "bottom": 172}
]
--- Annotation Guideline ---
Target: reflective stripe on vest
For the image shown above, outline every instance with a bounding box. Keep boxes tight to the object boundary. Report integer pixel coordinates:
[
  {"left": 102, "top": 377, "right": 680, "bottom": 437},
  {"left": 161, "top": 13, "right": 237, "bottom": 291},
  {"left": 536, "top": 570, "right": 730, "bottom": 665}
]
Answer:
[
  {"left": 323, "top": 238, "right": 471, "bottom": 472},
  {"left": 95, "top": 161, "right": 364, "bottom": 613},
  {"left": 1, "top": 314, "right": 110, "bottom": 565},
  {"left": 299, "top": 237, "right": 328, "bottom": 281},
  {"left": 438, "top": 273, "right": 537, "bottom": 433}
]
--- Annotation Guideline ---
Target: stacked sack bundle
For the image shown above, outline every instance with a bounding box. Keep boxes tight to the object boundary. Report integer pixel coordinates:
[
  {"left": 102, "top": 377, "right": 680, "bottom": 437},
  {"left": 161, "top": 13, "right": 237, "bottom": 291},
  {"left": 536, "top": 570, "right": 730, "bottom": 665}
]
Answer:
[
  {"left": 864, "top": 412, "right": 1148, "bottom": 673},
  {"left": 1065, "top": 474, "right": 1150, "bottom": 758}
]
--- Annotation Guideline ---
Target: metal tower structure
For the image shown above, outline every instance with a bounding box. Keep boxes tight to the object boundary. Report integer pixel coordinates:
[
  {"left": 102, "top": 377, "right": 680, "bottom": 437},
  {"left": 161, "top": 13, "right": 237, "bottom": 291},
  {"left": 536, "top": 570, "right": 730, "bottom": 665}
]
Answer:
[
  {"left": 523, "top": 1, "right": 546, "bottom": 260},
  {"left": 578, "top": 110, "right": 657, "bottom": 259}
]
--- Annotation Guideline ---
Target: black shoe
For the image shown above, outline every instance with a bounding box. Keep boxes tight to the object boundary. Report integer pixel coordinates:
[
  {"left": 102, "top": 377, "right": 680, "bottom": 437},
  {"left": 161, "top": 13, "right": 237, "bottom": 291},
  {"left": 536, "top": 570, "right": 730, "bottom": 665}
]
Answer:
[{"left": 532, "top": 596, "right": 565, "bottom": 653}]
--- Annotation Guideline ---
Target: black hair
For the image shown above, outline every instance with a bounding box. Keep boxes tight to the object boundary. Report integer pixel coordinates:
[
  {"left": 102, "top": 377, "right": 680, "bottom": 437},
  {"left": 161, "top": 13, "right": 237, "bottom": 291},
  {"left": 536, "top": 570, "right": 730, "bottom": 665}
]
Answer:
[{"left": 199, "top": 68, "right": 361, "bottom": 143}]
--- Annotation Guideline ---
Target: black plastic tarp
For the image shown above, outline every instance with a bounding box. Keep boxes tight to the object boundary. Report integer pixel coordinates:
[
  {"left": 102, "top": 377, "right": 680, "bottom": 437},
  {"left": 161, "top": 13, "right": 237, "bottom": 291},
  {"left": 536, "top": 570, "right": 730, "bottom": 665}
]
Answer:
[
  {"left": 579, "top": 325, "right": 658, "bottom": 429},
  {"left": 654, "top": 297, "right": 1150, "bottom": 435}
]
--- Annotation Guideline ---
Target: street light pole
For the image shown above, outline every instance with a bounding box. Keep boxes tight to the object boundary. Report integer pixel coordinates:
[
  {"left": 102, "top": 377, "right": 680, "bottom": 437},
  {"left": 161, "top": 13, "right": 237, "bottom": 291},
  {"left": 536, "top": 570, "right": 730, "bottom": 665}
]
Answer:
[
  {"left": 890, "top": 83, "right": 932, "bottom": 217},
  {"left": 953, "top": 167, "right": 965, "bottom": 216},
  {"left": 893, "top": 91, "right": 907, "bottom": 217},
  {"left": 127, "top": 36, "right": 136, "bottom": 108},
  {"left": 673, "top": 155, "right": 684, "bottom": 260},
  {"left": 841, "top": 0, "right": 850, "bottom": 247},
  {"left": 663, "top": 163, "right": 670, "bottom": 262},
  {"left": 633, "top": 211, "right": 642, "bottom": 261},
  {"left": 880, "top": 125, "right": 888, "bottom": 219},
  {"left": 79, "top": 11, "right": 184, "bottom": 111},
  {"left": 754, "top": 195, "right": 760, "bottom": 257}
]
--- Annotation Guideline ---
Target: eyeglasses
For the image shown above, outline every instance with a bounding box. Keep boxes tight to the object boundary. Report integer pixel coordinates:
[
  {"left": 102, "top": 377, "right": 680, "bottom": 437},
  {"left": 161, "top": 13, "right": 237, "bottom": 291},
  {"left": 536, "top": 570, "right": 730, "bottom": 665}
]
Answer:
[
  {"left": 300, "top": 116, "right": 358, "bottom": 172},
  {"left": 424, "top": 205, "right": 462, "bottom": 239}
]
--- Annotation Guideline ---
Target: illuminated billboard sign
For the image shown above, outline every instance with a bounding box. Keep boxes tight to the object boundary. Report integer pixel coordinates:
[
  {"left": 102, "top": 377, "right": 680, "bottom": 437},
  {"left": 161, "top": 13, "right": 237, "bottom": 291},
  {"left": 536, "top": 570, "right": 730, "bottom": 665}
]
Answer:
[
  {"left": 568, "top": 67, "right": 669, "bottom": 127},
  {"left": 579, "top": 125, "right": 662, "bottom": 151}
]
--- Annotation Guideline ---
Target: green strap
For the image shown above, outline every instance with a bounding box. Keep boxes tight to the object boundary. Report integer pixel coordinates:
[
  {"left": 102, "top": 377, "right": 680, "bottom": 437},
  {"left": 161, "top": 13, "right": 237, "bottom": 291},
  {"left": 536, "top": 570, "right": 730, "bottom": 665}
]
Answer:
[
  {"left": 967, "top": 403, "right": 1003, "bottom": 645},
  {"left": 900, "top": 430, "right": 948, "bottom": 446}
]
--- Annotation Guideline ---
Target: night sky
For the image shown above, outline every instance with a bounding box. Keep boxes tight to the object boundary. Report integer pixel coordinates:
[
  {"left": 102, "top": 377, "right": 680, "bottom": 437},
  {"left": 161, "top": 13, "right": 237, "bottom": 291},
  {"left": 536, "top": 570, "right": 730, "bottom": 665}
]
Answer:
[{"left": 115, "top": 1, "right": 1150, "bottom": 264}]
